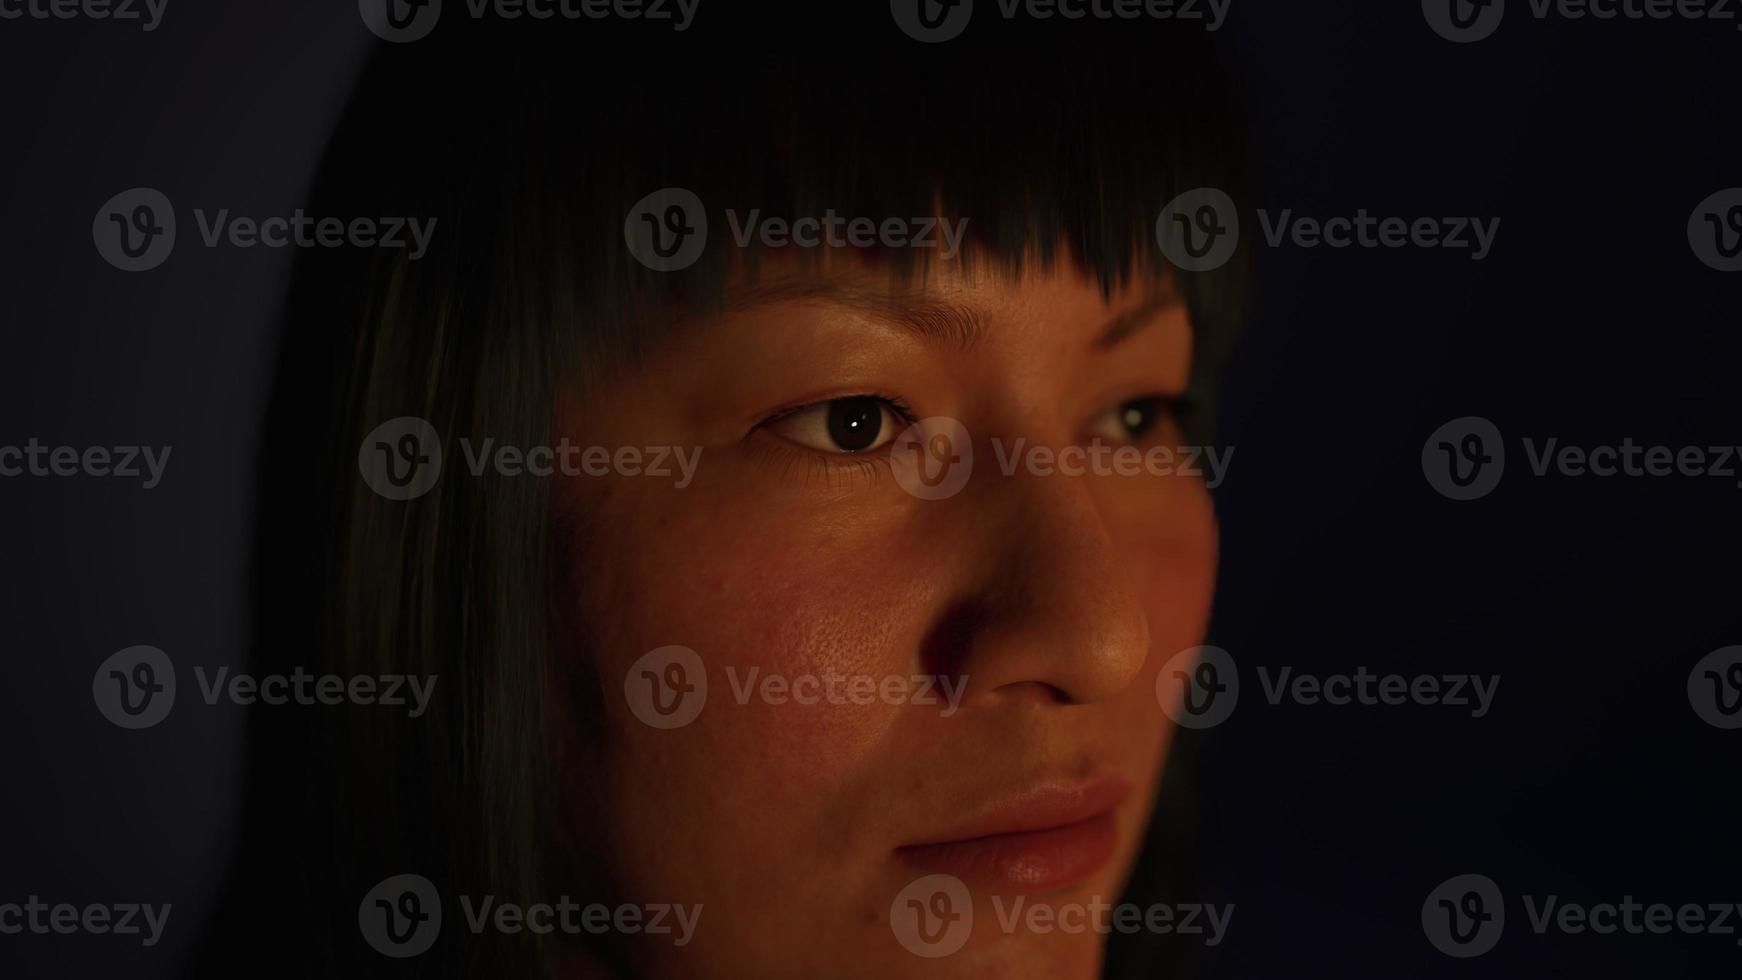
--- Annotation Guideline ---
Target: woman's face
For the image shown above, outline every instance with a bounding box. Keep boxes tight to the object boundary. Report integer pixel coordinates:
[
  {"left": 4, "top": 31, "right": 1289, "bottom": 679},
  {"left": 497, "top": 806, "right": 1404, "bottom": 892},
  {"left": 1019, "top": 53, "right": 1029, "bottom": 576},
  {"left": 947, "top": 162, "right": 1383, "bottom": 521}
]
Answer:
[{"left": 554, "top": 249, "right": 1218, "bottom": 979}]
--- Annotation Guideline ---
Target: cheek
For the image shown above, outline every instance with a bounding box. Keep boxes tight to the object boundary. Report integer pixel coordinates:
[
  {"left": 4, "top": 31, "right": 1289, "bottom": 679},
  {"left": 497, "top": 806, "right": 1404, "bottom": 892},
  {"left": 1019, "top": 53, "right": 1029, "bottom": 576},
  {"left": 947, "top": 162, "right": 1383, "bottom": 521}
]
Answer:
[
  {"left": 568, "top": 475, "right": 935, "bottom": 833},
  {"left": 1115, "top": 475, "right": 1220, "bottom": 728},
  {"left": 1109, "top": 471, "right": 1219, "bottom": 643}
]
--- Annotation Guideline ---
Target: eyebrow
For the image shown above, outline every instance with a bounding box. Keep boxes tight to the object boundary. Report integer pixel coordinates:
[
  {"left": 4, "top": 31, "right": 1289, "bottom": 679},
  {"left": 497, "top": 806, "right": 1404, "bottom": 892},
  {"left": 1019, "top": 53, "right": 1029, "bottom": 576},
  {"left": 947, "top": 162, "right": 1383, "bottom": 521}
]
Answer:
[{"left": 722, "top": 277, "right": 1182, "bottom": 352}]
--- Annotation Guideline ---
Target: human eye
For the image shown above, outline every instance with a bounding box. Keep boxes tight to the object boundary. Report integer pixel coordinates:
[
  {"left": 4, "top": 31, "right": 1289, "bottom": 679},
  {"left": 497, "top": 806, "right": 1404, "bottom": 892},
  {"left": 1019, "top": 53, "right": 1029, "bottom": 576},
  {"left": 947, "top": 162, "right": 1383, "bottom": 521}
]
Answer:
[
  {"left": 757, "top": 394, "right": 915, "bottom": 455},
  {"left": 1083, "top": 395, "right": 1191, "bottom": 446}
]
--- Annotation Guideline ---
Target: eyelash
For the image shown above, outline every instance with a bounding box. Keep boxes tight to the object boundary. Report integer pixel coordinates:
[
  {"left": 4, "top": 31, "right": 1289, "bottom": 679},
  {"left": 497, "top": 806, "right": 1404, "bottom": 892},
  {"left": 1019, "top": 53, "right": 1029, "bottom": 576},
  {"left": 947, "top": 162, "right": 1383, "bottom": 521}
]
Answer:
[
  {"left": 749, "top": 391, "right": 1192, "bottom": 488},
  {"left": 1097, "top": 394, "right": 1197, "bottom": 444},
  {"left": 754, "top": 442, "right": 898, "bottom": 489},
  {"left": 756, "top": 392, "right": 918, "bottom": 431},
  {"left": 747, "top": 393, "right": 917, "bottom": 488}
]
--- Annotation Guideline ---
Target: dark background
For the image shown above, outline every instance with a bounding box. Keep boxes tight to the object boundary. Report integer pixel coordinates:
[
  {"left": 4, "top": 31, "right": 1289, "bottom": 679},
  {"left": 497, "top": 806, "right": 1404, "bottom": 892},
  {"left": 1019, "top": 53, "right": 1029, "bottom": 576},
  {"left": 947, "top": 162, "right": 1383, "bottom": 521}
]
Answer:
[{"left": 2, "top": 1, "right": 1737, "bottom": 977}]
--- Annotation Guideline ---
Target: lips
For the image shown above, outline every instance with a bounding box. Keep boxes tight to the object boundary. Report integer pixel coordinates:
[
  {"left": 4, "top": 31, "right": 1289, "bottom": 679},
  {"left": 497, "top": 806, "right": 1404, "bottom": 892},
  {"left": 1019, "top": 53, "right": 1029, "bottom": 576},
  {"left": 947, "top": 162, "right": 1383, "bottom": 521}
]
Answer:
[{"left": 895, "top": 776, "right": 1131, "bottom": 894}]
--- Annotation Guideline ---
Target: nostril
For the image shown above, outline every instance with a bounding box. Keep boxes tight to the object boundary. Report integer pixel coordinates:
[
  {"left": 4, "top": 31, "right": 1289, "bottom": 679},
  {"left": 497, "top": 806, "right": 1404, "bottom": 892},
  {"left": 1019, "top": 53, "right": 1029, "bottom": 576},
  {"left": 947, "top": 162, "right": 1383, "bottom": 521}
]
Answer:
[{"left": 917, "top": 598, "right": 990, "bottom": 683}]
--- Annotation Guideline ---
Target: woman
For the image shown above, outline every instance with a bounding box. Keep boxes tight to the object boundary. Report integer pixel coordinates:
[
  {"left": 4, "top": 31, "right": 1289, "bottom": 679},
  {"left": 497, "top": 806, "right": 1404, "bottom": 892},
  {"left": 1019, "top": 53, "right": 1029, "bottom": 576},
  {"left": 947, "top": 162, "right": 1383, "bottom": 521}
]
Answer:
[{"left": 197, "top": 9, "right": 1250, "bottom": 977}]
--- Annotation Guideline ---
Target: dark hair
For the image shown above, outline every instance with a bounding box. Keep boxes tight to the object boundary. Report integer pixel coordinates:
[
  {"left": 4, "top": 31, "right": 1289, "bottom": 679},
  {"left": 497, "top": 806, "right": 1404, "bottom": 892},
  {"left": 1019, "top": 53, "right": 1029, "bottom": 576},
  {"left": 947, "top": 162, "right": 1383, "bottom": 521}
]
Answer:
[{"left": 195, "top": 11, "right": 1250, "bottom": 978}]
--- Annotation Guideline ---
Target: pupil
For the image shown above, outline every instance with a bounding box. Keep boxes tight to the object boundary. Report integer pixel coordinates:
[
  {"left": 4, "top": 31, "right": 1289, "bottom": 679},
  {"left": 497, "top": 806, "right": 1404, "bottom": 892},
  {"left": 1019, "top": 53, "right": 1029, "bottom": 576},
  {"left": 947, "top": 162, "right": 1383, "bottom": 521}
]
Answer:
[
  {"left": 828, "top": 397, "right": 883, "bottom": 452},
  {"left": 1121, "top": 398, "right": 1163, "bottom": 438}
]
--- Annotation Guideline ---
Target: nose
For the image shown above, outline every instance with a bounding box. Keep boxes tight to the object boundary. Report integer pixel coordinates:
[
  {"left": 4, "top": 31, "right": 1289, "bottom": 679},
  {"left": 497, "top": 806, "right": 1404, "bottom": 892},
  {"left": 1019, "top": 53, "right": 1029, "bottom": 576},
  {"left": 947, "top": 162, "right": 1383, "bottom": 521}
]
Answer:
[{"left": 925, "top": 465, "right": 1151, "bottom": 709}]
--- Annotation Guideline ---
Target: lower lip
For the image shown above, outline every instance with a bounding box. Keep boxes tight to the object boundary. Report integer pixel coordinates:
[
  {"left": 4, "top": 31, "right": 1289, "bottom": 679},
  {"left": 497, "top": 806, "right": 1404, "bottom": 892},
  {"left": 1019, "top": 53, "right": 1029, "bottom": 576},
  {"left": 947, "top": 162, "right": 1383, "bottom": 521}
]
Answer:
[{"left": 895, "top": 809, "right": 1119, "bottom": 895}]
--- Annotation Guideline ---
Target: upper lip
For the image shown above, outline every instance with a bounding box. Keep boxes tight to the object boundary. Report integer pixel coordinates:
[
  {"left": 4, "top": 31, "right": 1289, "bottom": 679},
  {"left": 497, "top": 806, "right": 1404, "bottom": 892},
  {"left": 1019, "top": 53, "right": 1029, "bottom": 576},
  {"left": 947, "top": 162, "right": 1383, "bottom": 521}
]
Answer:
[{"left": 899, "top": 774, "right": 1132, "bottom": 847}]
